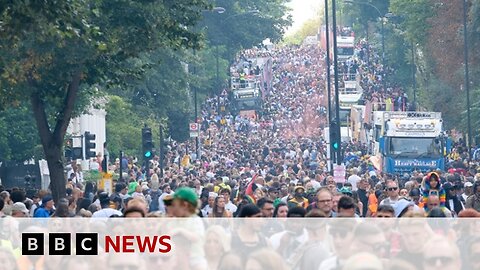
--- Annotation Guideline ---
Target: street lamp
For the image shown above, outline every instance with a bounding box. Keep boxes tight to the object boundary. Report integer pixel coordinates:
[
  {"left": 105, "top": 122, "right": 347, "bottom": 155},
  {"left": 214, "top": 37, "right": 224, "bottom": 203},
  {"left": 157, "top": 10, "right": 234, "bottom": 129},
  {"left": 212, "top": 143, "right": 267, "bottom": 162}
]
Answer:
[
  {"left": 344, "top": 0, "right": 388, "bottom": 92},
  {"left": 192, "top": 6, "right": 226, "bottom": 159}
]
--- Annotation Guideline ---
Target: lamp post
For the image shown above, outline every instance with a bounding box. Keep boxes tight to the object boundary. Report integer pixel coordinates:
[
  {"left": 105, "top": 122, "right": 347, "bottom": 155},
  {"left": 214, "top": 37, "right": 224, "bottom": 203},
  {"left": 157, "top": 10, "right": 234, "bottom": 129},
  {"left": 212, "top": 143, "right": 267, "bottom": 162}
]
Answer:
[
  {"left": 324, "top": 0, "right": 334, "bottom": 167},
  {"left": 332, "top": 0, "right": 342, "bottom": 165},
  {"left": 462, "top": 0, "right": 472, "bottom": 158},
  {"left": 193, "top": 7, "right": 226, "bottom": 157}
]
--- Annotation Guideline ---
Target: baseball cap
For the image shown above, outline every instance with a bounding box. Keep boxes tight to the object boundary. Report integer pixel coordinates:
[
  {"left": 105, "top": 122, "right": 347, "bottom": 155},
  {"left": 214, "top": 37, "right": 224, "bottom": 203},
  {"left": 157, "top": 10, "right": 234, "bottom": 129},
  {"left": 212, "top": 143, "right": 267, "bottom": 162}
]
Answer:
[
  {"left": 173, "top": 188, "right": 198, "bottom": 207},
  {"left": 465, "top": 182, "right": 473, "bottom": 188},
  {"left": 42, "top": 196, "right": 53, "bottom": 204},
  {"left": 12, "top": 202, "right": 29, "bottom": 215}
]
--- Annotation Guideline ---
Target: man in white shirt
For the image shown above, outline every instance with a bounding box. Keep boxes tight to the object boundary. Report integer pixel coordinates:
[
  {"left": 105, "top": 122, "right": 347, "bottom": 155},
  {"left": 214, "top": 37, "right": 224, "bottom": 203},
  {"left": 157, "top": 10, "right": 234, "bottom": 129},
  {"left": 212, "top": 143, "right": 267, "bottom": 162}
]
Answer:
[
  {"left": 347, "top": 168, "right": 361, "bottom": 191},
  {"left": 92, "top": 192, "right": 123, "bottom": 218},
  {"left": 158, "top": 184, "right": 174, "bottom": 214},
  {"left": 220, "top": 188, "right": 237, "bottom": 214}
]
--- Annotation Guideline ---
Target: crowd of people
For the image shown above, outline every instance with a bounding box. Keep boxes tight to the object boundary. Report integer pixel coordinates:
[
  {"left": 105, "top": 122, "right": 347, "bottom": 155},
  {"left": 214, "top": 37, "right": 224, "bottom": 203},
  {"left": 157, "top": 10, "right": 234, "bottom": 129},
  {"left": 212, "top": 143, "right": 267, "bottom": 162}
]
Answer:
[{"left": 1, "top": 38, "right": 480, "bottom": 270}]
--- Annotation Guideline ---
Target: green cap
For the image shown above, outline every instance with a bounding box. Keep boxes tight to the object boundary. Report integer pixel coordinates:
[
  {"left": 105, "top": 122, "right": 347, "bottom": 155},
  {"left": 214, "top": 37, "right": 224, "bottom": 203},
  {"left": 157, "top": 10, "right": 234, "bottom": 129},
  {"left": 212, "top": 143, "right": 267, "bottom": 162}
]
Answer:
[
  {"left": 173, "top": 187, "right": 198, "bottom": 207},
  {"left": 128, "top": 182, "right": 138, "bottom": 195}
]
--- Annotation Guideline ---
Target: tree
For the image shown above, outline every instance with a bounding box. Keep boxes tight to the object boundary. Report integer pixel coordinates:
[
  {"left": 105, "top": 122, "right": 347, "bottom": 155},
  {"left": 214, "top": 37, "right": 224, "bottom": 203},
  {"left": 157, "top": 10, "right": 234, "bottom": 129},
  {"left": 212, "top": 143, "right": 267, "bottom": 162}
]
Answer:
[
  {"left": 284, "top": 16, "right": 322, "bottom": 45},
  {"left": 0, "top": 0, "right": 209, "bottom": 202},
  {"left": 0, "top": 105, "right": 41, "bottom": 162}
]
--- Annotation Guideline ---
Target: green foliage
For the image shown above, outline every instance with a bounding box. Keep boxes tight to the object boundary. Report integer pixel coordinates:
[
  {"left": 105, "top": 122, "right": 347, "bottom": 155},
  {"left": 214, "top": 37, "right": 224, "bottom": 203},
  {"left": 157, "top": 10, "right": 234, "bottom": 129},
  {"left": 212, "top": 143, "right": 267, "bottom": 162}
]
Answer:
[
  {"left": 284, "top": 17, "right": 322, "bottom": 45},
  {"left": 0, "top": 105, "right": 41, "bottom": 162},
  {"left": 201, "top": 0, "right": 292, "bottom": 52},
  {"left": 167, "top": 110, "right": 191, "bottom": 143},
  {"left": 389, "top": 0, "right": 435, "bottom": 47}
]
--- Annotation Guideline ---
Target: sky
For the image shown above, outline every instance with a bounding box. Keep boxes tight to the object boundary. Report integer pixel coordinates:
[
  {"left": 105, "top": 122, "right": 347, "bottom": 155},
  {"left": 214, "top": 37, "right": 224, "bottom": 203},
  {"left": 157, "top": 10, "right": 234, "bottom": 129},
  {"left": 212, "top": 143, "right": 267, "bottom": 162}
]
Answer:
[{"left": 285, "top": 0, "right": 323, "bottom": 35}]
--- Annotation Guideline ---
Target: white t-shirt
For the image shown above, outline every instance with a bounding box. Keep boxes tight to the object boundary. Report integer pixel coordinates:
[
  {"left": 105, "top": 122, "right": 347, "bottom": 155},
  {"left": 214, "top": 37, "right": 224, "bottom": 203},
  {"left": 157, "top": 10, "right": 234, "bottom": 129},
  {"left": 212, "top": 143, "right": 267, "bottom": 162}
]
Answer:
[
  {"left": 347, "top": 174, "right": 361, "bottom": 191},
  {"left": 92, "top": 208, "right": 123, "bottom": 218}
]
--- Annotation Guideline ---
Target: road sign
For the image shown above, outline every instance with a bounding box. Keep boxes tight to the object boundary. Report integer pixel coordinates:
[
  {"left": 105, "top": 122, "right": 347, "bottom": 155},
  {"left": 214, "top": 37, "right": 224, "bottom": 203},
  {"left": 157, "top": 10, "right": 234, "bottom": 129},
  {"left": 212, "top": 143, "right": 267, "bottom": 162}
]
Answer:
[
  {"left": 333, "top": 164, "right": 346, "bottom": 183},
  {"left": 99, "top": 172, "right": 113, "bottom": 194},
  {"left": 189, "top": 123, "right": 199, "bottom": 131},
  {"left": 189, "top": 123, "right": 199, "bottom": 138}
]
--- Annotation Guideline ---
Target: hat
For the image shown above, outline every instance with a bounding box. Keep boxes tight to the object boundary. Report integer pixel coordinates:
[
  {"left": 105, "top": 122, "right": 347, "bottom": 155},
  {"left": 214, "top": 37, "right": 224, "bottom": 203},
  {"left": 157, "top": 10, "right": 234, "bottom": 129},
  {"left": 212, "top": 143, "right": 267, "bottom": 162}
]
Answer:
[
  {"left": 173, "top": 188, "right": 198, "bottom": 207},
  {"left": 163, "top": 194, "right": 174, "bottom": 206},
  {"left": 128, "top": 182, "right": 139, "bottom": 195},
  {"left": 294, "top": 186, "right": 305, "bottom": 192},
  {"left": 465, "top": 182, "right": 473, "bottom": 188},
  {"left": 12, "top": 202, "right": 29, "bottom": 215},
  {"left": 42, "top": 196, "right": 53, "bottom": 204},
  {"left": 339, "top": 186, "right": 352, "bottom": 195},
  {"left": 394, "top": 199, "right": 414, "bottom": 217}
]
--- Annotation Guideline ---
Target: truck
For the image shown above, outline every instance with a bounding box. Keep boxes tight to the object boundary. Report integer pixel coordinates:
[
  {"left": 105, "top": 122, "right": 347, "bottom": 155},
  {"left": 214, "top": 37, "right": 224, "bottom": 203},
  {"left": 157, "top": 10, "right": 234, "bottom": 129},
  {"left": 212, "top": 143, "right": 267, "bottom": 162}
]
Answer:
[
  {"left": 338, "top": 77, "right": 363, "bottom": 142},
  {"left": 320, "top": 25, "right": 355, "bottom": 62},
  {"left": 372, "top": 111, "right": 450, "bottom": 174},
  {"left": 231, "top": 75, "right": 263, "bottom": 115}
]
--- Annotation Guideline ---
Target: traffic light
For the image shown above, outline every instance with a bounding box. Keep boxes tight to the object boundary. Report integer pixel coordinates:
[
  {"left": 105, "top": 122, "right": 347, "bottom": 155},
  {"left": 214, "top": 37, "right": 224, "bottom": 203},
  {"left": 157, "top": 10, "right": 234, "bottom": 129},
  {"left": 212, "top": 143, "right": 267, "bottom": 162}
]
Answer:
[
  {"left": 330, "top": 121, "right": 339, "bottom": 150},
  {"left": 142, "top": 127, "right": 154, "bottom": 160},
  {"left": 84, "top": 131, "right": 96, "bottom": 159}
]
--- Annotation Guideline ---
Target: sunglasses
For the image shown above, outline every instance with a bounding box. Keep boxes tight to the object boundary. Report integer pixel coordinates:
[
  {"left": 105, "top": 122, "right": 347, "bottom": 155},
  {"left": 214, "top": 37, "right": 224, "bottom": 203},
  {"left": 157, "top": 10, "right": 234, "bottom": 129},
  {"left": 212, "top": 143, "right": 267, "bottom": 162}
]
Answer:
[
  {"left": 387, "top": 187, "right": 398, "bottom": 191},
  {"left": 424, "top": 256, "right": 454, "bottom": 265}
]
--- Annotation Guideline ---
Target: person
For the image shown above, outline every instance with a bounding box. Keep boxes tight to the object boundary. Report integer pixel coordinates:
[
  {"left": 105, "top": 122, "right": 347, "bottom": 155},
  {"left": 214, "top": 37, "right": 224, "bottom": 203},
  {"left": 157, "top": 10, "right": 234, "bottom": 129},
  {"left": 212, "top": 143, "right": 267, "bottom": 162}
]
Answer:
[
  {"left": 204, "top": 226, "right": 230, "bottom": 270},
  {"left": 91, "top": 192, "right": 122, "bottom": 218},
  {"left": 347, "top": 168, "right": 361, "bottom": 191},
  {"left": 257, "top": 198, "right": 275, "bottom": 218},
  {"left": 169, "top": 187, "right": 207, "bottom": 270},
  {"left": 396, "top": 219, "right": 434, "bottom": 269},
  {"left": 356, "top": 179, "right": 369, "bottom": 217},
  {"left": 350, "top": 223, "right": 388, "bottom": 259},
  {"left": 11, "top": 202, "right": 29, "bottom": 217},
  {"left": 444, "top": 182, "right": 464, "bottom": 216},
  {"left": 422, "top": 236, "right": 461, "bottom": 270},
  {"left": 158, "top": 184, "right": 173, "bottom": 214},
  {"left": 422, "top": 172, "right": 446, "bottom": 212},
  {"left": 0, "top": 247, "right": 19, "bottom": 270},
  {"left": 202, "top": 192, "right": 217, "bottom": 217},
  {"left": 220, "top": 188, "right": 237, "bottom": 214},
  {"left": 318, "top": 220, "right": 356, "bottom": 270},
  {"left": 209, "top": 195, "right": 232, "bottom": 218},
  {"left": 309, "top": 188, "right": 336, "bottom": 217},
  {"left": 379, "top": 180, "right": 400, "bottom": 207},
  {"left": 287, "top": 186, "right": 309, "bottom": 209},
  {"left": 375, "top": 204, "right": 395, "bottom": 218},
  {"left": 426, "top": 194, "right": 452, "bottom": 217},
  {"left": 337, "top": 196, "right": 358, "bottom": 217},
  {"left": 123, "top": 206, "right": 145, "bottom": 218},
  {"left": 33, "top": 196, "right": 54, "bottom": 218},
  {"left": 273, "top": 202, "right": 289, "bottom": 218},
  {"left": 462, "top": 181, "right": 474, "bottom": 201},
  {"left": 465, "top": 181, "right": 480, "bottom": 212},
  {"left": 294, "top": 214, "right": 330, "bottom": 270}
]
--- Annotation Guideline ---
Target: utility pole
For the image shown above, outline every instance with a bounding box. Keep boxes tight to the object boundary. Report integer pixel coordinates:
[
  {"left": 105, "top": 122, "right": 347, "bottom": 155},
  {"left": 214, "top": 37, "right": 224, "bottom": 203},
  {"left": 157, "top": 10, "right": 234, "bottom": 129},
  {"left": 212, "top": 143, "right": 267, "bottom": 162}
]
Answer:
[
  {"left": 462, "top": 0, "right": 472, "bottom": 158},
  {"left": 193, "top": 48, "right": 199, "bottom": 159},
  {"left": 159, "top": 125, "right": 164, "bottom": 178},
  {"left": 325, "top": 0, "right": 334, "bottom": 167},
  {"left": 412, "top": 41, "right": 417, "bottom": 111},
  {"left": 332, "top": 0, "right": 342, "bottom": 165},
  {"left": 119, "top": 151, "right": 123, "bottom": 182}
]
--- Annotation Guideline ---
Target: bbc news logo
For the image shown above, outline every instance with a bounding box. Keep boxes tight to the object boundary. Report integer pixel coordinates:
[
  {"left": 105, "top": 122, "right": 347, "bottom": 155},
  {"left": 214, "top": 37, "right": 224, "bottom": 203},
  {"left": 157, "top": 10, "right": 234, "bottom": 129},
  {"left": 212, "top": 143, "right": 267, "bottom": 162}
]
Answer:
[{"left": 22, "top": 233, "right": 172, "bottom": 255}]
